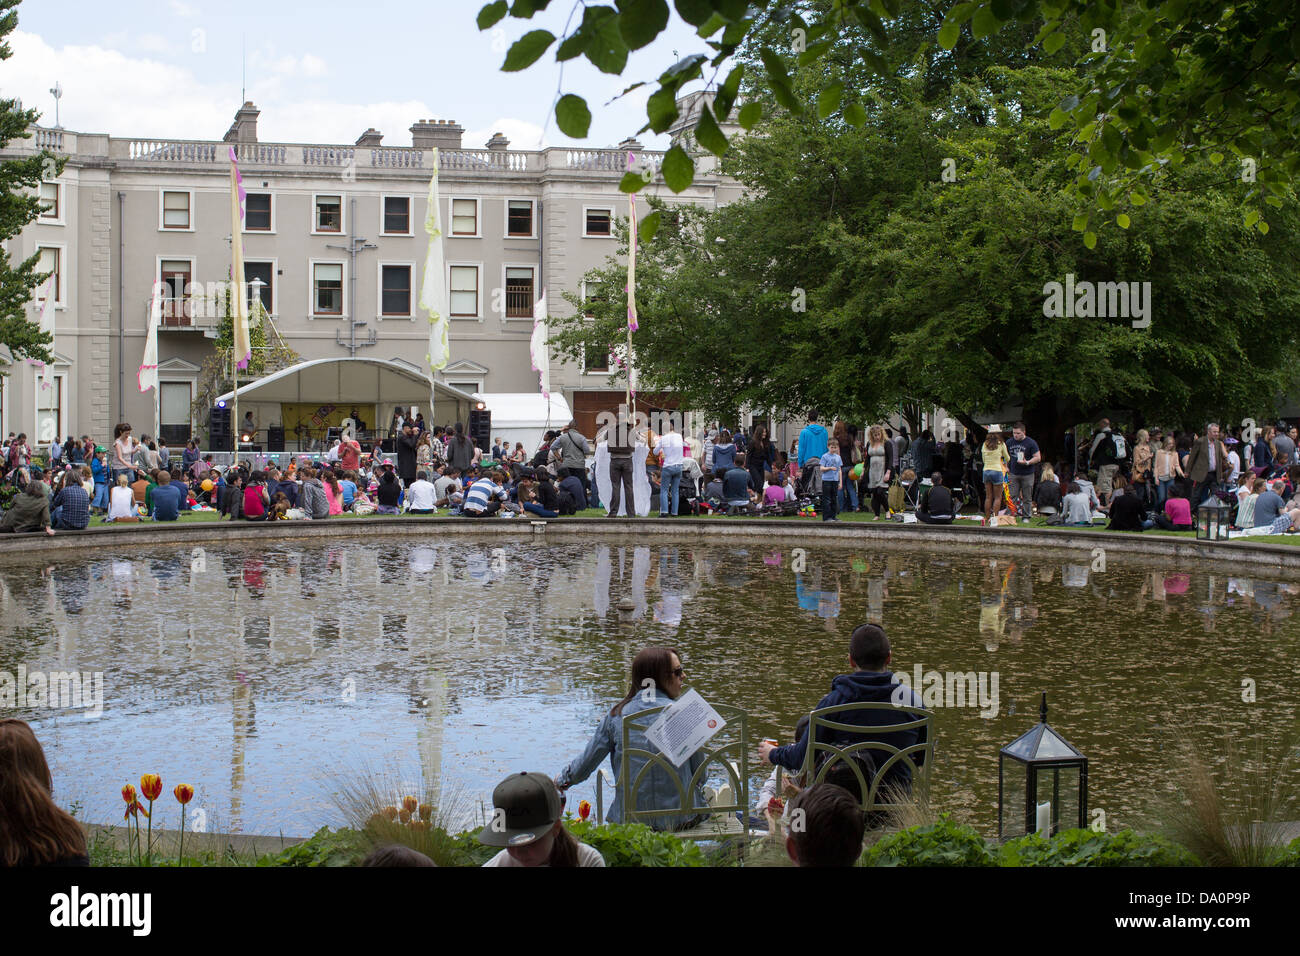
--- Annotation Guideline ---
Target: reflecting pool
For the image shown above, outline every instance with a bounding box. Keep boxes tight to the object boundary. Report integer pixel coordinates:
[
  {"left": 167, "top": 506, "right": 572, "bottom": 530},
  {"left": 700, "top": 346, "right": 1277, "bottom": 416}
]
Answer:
[{"left": 2, "top": 538, "right": 1296, "bottom": 837}]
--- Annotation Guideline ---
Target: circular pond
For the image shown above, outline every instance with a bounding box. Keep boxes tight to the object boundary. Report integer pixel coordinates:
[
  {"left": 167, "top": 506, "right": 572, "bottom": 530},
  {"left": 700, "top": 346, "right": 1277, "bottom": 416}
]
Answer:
[{"left": 2, "top": 537, "right": 1296, "bottom": 837}]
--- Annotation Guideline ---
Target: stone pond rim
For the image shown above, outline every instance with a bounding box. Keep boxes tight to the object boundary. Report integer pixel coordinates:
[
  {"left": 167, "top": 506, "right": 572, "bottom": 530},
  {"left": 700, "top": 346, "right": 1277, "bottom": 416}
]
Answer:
[{"left": 0, "top": 516, "right": 1296, "bottom": 572}]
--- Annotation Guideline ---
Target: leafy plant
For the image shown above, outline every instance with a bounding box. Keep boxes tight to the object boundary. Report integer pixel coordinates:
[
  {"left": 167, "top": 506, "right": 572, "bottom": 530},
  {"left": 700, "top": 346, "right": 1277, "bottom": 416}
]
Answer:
[
  {"left": 257, "top": 827, "right": 367, "bottom": 868},
  {"left": 565, "top": 819, "right": 707, "bottom": 867},
  {"left": 1002, "top": 829, "right": 1199, "bottom": 867},
  {"left": 860, "top": 815, "right": 997, "bottom": 867}
]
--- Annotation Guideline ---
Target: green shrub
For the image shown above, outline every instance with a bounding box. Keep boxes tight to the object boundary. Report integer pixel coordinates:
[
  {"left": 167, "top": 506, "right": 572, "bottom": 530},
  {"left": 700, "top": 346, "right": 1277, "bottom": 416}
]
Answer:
[
  {"left": 860, "top": 815, "right": 996, "bottom": 867},
  {"left": 258, "top": 827, "right": 367, "bottom": 867},
  {"left": 1274, "top": 837, "right": 1300, "bottom": 866},
  {"left": 1002, "top": 829, "right": 1200, "bottom": 867},
  {"left": 566, "top": 819, "right": 707, "bottom": 867}
]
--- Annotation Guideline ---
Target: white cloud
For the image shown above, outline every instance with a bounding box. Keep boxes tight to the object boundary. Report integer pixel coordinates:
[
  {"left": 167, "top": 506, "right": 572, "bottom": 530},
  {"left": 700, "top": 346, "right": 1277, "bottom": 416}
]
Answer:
[
  {"left": 169, "top": 1, "right": 200, "bottom": 16},
  {"left": 462, "top": 118, "right": 550, "bottom": 151}
]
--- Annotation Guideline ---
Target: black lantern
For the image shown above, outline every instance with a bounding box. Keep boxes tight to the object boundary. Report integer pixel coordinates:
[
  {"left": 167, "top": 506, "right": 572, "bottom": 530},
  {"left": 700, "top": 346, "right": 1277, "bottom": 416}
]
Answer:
[
  {"left": 1196, "top": 497, "right": 1230, "bottom": 541},
  {"left": 999, "top": 693, "right": 1088, "bottom": 840}
]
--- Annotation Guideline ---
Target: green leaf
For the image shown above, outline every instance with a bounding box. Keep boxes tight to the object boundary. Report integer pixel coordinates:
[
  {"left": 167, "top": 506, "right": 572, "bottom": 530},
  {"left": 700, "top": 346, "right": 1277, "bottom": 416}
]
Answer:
[
  {"left": 1048, "top": 108, "right": 1067, "bottom": 130},
  {"left": 737, "top": 102, "right": 762, "bottom": 129},
  {"left": 759, "top": 47, "right": 802, "bottom": 113},
  {"left": 971, "top": 5, "right": 1002, "bottom": 40},
  {"left": 555, "top": 94, "right": 592, "bottom": 137},
  {"left": 817, "top": 82, "right": 844, "bottom": 120},
  {"left": 582, "top": 7, "right": 629, "bottom": 74},
  {"left": 843, "top": 102, "right": 866, "bottom": 127},
  {"left": 619, "top": 171, "right": 647, "bottom": 193},
  {"left": 618, "top": 0, "right": 670, "bottom": 50},
  {"left": 1116, "top": 213, "right": 1130, "bottom": 229},
  {"left": 1208, "top": 151, "right": 1224, "bottom": 165},
  {"left": 694, "top": 103, "right": 729, "bottom": 156},
  {"left": 662, "top": 145, "right": 694, "bottom": 192},
  {"left": 502, "top": 30, "right": 556, "bottom": 71},
  {"left": 938, "top": 18, "right": 961, "bottom": 50},
  {"left": 639, "top": 210, "right": 661, "bottom": 243},
  {"left": 477, "top": 1, "right": 509, "bottom": 29},
  {"left": 713, "top": 64, "right": 743, "bottom": 120},
  {"left": 1083, "top": 230, "right": 1097, "bottom": 249},
  {"left": 1058, "top": 94, "right": 1079, "bottom": 112},
  {"left": 556, "top": 31, "right": 588, "bottom": 61},
  {"left": 1129, "top": 191, "right": 1147, "bottom": 206},
  {"left": 1072, "top": 214, "right": 1088, "bottom": 232},
  {"left": 646, "top": 85, "right": 680, "bottom": 133},
  {"left": 1043, "top": 31, "right": 1066, "bottom": 55},
  {"left": 673, "top": 0, "right": 712, "bottom": 27},
  {"left": 695, "top": 11, "right": 728, "bottom": 38},
  {"left": 1257, "top": 220, "right": 1269, "bottom": 234},
  {"left": 1244, "top": 209, "right": 1260, "bottom": 228}
]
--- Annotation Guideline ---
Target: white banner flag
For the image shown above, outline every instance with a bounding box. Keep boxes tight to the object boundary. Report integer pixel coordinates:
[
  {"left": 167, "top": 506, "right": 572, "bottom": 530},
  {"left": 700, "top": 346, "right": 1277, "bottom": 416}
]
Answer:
[
  {"left": 530, "top": 287, "right": 549, "bottom": 399},
  {"left": 420, "top": 149, "right": 449, "bottom": 415},
  {"left": 138, "top": 281, "right": 164, "bottom": 392}
]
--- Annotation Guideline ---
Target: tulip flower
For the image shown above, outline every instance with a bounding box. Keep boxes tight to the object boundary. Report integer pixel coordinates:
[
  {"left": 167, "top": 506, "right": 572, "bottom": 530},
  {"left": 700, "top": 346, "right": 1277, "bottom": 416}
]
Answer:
[
  {"left": 139, "top": 774, "right": 162, "bottom": 865},
  {"left": 578, "top": 800, "right": 591, "bottom": 821},
  {"left": 174, "top": 784, "right": 195, "bottom": 864},
  {"left": 418, "top": 803, "right": 432, "bottom": 822},
  {"left": 399, "top": 809, "right": 412, "bottom": 824},
  {"left": 122, "top": 783, "right": 136, "bottom": 804},
  {"left": 402, "top": 795, "right": 418, "bottom": 814},
  {"left": 382, "top": 805, "right": 399, "bottom": 821}
]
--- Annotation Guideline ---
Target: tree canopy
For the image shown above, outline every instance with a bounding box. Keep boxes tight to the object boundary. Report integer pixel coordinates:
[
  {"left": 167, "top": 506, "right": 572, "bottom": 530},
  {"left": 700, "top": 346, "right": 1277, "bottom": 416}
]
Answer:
[{"left": 479, "top": 0, "right": 1297, "bottom": 240}]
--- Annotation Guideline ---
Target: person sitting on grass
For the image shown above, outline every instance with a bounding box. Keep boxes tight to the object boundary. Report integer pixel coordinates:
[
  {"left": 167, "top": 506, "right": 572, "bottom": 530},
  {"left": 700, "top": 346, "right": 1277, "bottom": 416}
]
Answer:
[
  {"left": 1152, "top": 480, "right": 1194, "bottom": 531},
  {"left": 1106, "top": 474, "right": 1153, "bottom": 531},
  {"left": 1060, "top": 482, "right": 1093, "bottom": 526},
  {"left": 1251, "top": 480, "right": 1300, "bottom": 534},
  {"left": 1234, "top": 476, "right": 1263, "bottom": 531},
  {"left": 405, "top": 470, "right": 437, "bottom": 514},
  {"left": 0, "top": 719, "right": 88, "bottom": 866},
  {"left": 479, "top": 772, "right": 604, "bottom": 867},
  {"left": 150, "top": 470, "right": 185, "bottom": 522},
  {"left": 785, "top": 783, "right": 865, "bottom": 868},
  {"left": 516, "top": 477, "right": 559, "bottom": 518},
  {"left": 50, "top": 471, "right": 90, "bottom": 531},
  {"left": 108, "top": 473, "right": 137, "bottom": 521},
  {"left": 0, "top": 480, "right": 55, "bottom": 535},
  {"left": 1033, "top": 464, "right": 1062, "bottom": 518},
  {"left": 461, "top": 469, "right": 510, "bottom": 517},
  {"left": 724, "top": 451, "right": 759, "bottom": 514},
  {"left": 268, "top": 491, "right": 292, "bottom": 521},
  {"left": 917, "top": 472, "right": 955, "bottom": 525}
]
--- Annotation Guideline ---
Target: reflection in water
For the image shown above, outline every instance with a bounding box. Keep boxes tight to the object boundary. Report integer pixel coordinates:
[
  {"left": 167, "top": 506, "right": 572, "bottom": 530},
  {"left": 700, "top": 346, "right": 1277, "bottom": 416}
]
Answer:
[{"left": 0, "top": 539, "right": 1297, "bottom": 836}]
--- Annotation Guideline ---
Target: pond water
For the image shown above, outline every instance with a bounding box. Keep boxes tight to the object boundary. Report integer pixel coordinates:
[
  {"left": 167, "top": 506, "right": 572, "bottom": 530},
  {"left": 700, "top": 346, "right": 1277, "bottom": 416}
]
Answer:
[{"left": 2, "top": 537, "right": 1296, "bottom": 838}]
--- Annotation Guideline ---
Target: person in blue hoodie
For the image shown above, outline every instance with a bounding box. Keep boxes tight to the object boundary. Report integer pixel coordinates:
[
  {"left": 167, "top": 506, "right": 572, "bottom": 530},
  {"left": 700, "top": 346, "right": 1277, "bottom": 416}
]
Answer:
[
  {"left": 758, "top": 623, "right": 926, "bottom": 797},
  {"left": 797, "top": 410, "right": 829, "bottom": 497}
]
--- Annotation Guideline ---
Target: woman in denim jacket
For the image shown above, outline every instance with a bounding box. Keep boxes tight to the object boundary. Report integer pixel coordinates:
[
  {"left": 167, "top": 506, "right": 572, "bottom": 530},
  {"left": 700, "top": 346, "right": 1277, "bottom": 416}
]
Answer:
[{"left": 555, "top": 647, "right": 707, "bottom": 832}]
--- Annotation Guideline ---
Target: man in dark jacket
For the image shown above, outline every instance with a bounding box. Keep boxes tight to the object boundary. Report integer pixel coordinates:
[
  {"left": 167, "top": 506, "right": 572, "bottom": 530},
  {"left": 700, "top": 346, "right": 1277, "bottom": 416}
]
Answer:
[
  {"left": 1185, "top": 422, "right": 1229, "bottom": 511},
  {"left": 759, "top": 624, "right": 927, "bottom": 796},
  {"left": 0, "top": 481, "right": 55, "bottom": 534},
  {"left": 397, "top": 423, "right": 419, "bottom": 485}
]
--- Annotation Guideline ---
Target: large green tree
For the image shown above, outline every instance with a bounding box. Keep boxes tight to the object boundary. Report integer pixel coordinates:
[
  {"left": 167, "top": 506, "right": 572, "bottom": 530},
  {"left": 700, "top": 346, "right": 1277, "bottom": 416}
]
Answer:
[
  {"left": 479, "top": 0, "right": 1298, "bottom": 240},
  {"left": 0, "top": 0, "right": 58, "bottom": 370},
  {"left": 549, "top": 57, "right": 1300, "bottom": 455}
]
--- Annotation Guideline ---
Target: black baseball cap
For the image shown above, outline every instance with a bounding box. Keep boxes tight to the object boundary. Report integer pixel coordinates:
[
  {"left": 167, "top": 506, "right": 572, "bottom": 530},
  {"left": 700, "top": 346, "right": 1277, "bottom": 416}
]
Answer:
[{"left": 477, "top": 772, "right": 563, "bottom": 848}]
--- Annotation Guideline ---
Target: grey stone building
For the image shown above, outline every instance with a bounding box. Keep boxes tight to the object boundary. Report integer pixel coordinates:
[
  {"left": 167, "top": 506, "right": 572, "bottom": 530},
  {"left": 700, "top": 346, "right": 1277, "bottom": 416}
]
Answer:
[{"left": 1, "top": 98, "right": 743, "bottom": 447}]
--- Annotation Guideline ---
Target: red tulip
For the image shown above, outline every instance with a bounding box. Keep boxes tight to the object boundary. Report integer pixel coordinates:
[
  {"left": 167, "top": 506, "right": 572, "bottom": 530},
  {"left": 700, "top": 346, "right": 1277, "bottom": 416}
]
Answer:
[
  {"left": 174, "top": 784, "right": 195, "bottom": 805},
  {"left": 121, "top": 783, "right": 136, "bottom": 804},
  {"left": 140, "top": 774, "right": 162, "bottom": 801},
  {"left": 402, "top": 795, "right": 418, "bottom": 814},
  {"left": 578, "top": 800, "right": 591, "bottom": 821}
]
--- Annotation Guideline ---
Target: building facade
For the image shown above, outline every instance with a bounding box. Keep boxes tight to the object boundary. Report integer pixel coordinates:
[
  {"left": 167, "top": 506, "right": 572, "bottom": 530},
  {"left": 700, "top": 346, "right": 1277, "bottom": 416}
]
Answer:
[{"left": 1, "top": 99, "right": 743, "bottom": 446}]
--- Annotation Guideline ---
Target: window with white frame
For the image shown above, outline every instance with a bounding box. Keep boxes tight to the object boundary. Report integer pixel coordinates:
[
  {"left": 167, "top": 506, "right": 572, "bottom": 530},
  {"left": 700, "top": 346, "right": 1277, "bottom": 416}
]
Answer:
[
  {"left": 36, "top": 246, "right": 62, "bottom": 305},
  {"left": 312, "top": 262, "right": 344, "bottom": 316},
  {"left": 380, "top": 264, "right": 413, "bottom": 316},
  {"left": 161, "top": 190, "right": 192, "bottom": 229},
  {"left": 383, "top": 196, "right": 411, "bottom": 235},
  {"left": 36, "top": 373, "right": 64, "bottom": 445},
  {"left": 504, "top": 266, "right": 535, "bottom": 318},
  {"left": 38, "top": 181, "right": 60, "bottom": 221},
  {"left": 245, "top": 192, "right": 273, "bottom": 231},
  {"left": 451, "top": 198, "right": 478, "bottom": 236},
  {"left": 314, "top": 194, "right": 343, "bottom": 233},
  {"left": 506, "top": 199, "right": 534, "bottom": 237},
  {"left": 584, "top": 206, "right": 612, "bottom": 237},
  {"left": 159, "top": 259, "right": 194, "bottom": 324},
  {"left": 449, "top": 265, "right": 479, "bottom": 317},
  {"left": 159, "top": 381, "right": 193, "bottom": 446}
]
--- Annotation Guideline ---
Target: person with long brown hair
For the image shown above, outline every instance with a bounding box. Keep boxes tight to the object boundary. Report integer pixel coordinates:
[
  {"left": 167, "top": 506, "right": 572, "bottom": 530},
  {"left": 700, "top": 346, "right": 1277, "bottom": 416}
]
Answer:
[
  {"left": 555, "top": 646, "right": 707, "bottom": 831},
  {"left": 980, "top": 425, "right": 1011, "bottom": 526},
  {"left": 862, "top": 425, "right": 895, "bottom": 517},
  {"left": 0, "top": 719, "right": 88, "bottom": 866}
]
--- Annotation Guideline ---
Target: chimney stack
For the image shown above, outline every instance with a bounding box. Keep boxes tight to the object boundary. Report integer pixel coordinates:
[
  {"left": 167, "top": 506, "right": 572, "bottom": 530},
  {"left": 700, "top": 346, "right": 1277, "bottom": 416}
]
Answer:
[
  {"left": 356, "top": 128, "right": 384, "bottom": 147},
  {"left": 223, "top": 101, "right": 260, "bottom": 144},
  {"left": 410, "top": 118, "right": 464, "bottom": 150},
  {"left": 485, "top": 131, "right": 510, "bottom": 151}
]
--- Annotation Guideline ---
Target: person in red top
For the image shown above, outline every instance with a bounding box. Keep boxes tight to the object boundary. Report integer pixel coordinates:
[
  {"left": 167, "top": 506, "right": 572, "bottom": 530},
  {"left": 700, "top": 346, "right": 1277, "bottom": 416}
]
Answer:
[
  {"left": 338, "top": 435, "right": 362, "bottom": 471},
  {"left": 243, "top": 471, "right": 270, "bottom": 521}
]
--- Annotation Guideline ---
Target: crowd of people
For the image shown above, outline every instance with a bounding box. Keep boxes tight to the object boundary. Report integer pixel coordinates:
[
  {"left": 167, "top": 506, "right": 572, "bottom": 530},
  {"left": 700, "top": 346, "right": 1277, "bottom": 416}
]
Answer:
[
  {"left": 2, "top": 624, "right": 911, "bottom": 868},
  {"left": 3, "top": 411, "right": 1297, "bottom": 536}
]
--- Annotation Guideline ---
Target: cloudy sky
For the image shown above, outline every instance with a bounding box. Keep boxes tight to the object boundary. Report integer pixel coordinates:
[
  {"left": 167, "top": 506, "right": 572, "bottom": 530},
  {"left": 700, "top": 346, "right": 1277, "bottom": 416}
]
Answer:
[{"left": 4, "top": 0, "right": 708, "bottom": 150}]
